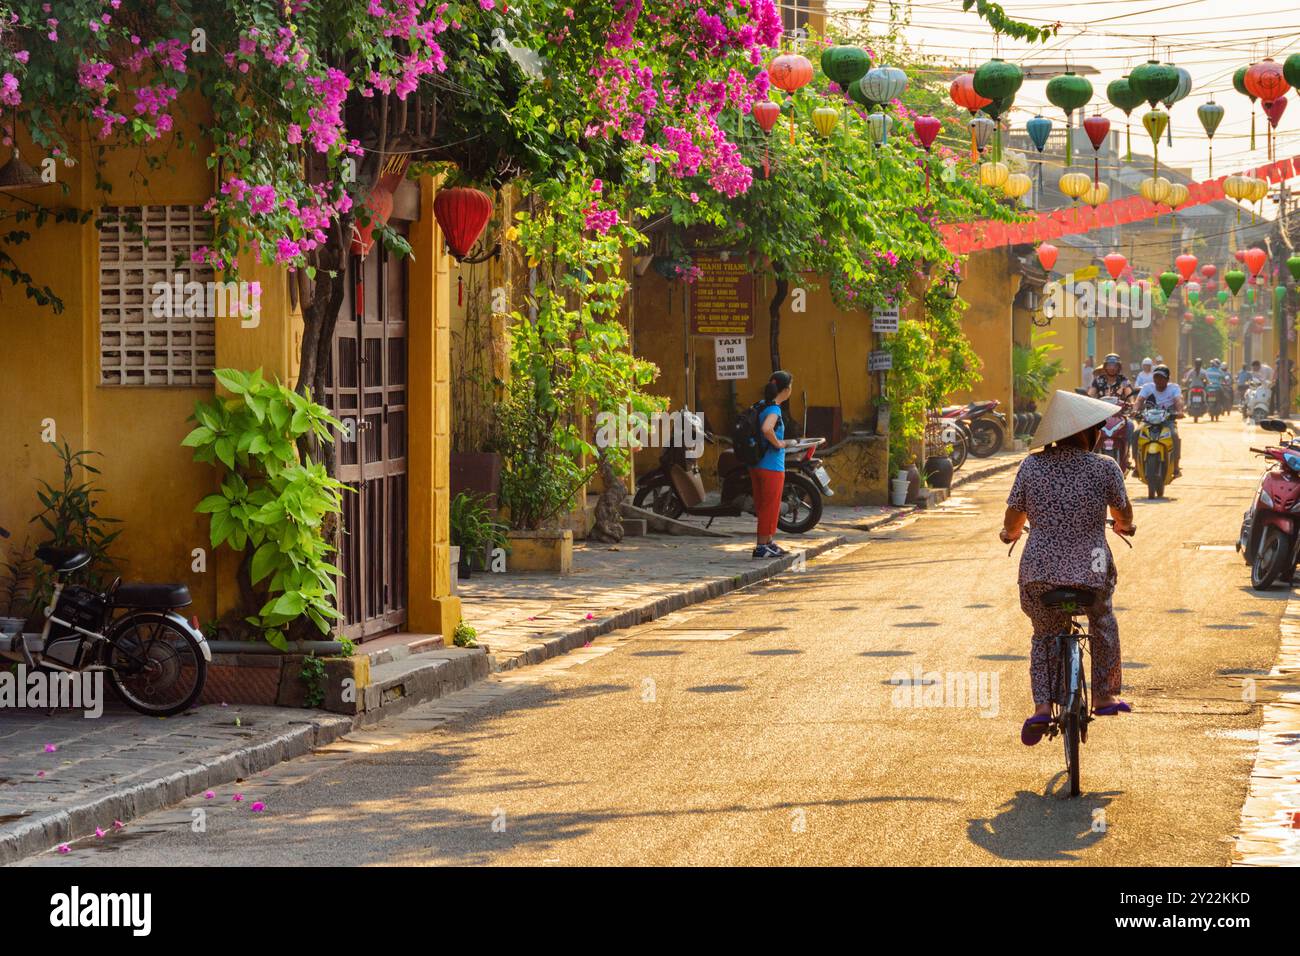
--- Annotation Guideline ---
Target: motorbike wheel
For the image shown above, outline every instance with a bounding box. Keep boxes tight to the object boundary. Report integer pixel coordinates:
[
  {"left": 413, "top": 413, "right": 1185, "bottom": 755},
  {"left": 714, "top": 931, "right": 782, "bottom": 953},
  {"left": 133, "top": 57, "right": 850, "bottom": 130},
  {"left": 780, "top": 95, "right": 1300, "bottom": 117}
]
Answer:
[
  {"left": 104, "top": 613, "right": 207, "bottom": 717},
  {"left": 632, "top": 481, "right": 685, "bottom": 519},
  {"left": 1251, "top": 526, "right": 1288, "bottom": 591},
  {"left": 1145, "top": 452, "right": 1165, "bottom": 499},
  {"left": 947, "top": 430, "right": 969, "bottom": 471},
  {"left": 968, "top": 419, "right": 1004, "bottom": 458},
  {"left": 777, "top": 472, "right": 823, "bottom": 534}
]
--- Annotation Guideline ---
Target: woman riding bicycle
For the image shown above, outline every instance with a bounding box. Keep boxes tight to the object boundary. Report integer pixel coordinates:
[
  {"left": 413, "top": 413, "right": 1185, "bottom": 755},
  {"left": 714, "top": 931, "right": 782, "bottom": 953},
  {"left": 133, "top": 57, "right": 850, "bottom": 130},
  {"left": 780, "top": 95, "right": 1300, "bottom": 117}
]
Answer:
[{"left": 998, "top": 390, "right": 1136, "bottom": 746}]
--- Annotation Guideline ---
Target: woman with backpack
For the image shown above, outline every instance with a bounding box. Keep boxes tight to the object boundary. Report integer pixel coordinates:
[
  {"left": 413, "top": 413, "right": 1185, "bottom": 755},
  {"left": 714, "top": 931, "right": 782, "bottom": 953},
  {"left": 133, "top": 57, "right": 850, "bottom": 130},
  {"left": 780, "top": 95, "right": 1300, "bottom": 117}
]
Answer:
[{"left": 752, "top": 371, "right": 794, "bottom": 558}]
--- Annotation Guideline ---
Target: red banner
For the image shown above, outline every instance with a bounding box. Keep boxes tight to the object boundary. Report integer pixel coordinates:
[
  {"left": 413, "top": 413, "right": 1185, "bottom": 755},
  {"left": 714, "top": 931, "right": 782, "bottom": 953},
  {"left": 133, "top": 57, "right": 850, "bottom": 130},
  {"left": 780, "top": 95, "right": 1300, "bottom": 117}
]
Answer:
[{"left": 941, "top": 156, "right": 1300, "bottom": 255}]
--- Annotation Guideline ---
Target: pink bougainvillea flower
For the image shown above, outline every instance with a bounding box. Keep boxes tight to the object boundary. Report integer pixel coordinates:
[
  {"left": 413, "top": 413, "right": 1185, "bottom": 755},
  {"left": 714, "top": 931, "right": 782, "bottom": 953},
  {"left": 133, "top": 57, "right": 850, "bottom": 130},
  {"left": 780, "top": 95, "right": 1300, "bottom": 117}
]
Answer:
[
  {"left": 204, "top": 790, "right": 215, "bottom": 799},
  {"left": 113, "top": 820, "right": 125, "bottom": 829},
  {"left": 43, "top": 744, "right": 56, "bottom": 753},
  {"left": 57, "top": 844, "right": 70, "bottom": 854},
  {"left": 95, "top": 827, "right": 105, "bottom": 838},
  {"left": 36, "top": 771, "right": 45, "bottom": 778},
  {"left": 250, "top": 802, "right": 266, "bottom": 812},
  {"left": 232, "top": 793, "right": 244, "bottom": 802}
]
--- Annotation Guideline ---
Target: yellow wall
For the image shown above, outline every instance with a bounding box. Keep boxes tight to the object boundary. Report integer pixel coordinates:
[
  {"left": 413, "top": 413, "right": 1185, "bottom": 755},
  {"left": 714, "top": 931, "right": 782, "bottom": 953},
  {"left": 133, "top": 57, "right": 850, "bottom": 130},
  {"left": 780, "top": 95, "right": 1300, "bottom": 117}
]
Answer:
[
  {"left": 0, "top": 125, "right": 456, "bottom": 640},
  {"left": 948, "top": 248, "right": 1015, "bottom": 416}
]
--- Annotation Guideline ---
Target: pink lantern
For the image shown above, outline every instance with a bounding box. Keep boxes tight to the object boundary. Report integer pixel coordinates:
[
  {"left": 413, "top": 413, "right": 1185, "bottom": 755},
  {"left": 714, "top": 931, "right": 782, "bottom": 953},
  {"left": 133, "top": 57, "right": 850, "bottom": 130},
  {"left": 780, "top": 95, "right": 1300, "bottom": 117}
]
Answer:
[
  {"left": 1201, "top": 264, "right": 1217, "bottom": 278},
  {"left": 1038, "top": 243, "right": 1059, "bottom": 271}
]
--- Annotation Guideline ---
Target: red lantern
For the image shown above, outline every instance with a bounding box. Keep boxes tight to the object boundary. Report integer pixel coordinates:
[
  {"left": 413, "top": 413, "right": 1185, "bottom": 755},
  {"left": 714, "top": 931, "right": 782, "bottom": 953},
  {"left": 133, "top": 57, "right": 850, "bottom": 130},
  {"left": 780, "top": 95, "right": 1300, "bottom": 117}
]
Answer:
[
  {"left": 1264, "top": 96, "right": 1289, "bottom": 129},
  {"left": 753, "top": 100, "right": 782, "bottom": 178},
  {"left": 1037, "top": 243, "right": 1058, "bottom": 271},
  {"left": 1175, "top": 254, "right": 1198, "bottom": 281},
  {"left": 1245, "top": 60, "right": 1290, "bottom": 102},
  {"left": 1082, "top": 115, "right": 1111, "bottom": 180},
  {"left": 433, "top": 186, "right": 494, "bottom": 261},
  {"left": 349, "top": 187, "right": 395, "bottom": 258},
  {"left": 1234, "top": 249, "right": 1247, "bottom": 263},
  {"left": 1228, "top": 315, "right": 1240, "bottom": 327},
  {"left": 914, "top": 115, "right": 941, "bottom": 150},
  {"left": 768, "top": 54, "right": 813, "bottom": 93},
  {"left": 949, "top": 73, "right": 991, "bottom": 114},
  {"left": 1103, "top": 253, "right": 1127, "bottom": 280},
  {"left": 1204, "top": 314, "right": 1216, "bottom": 325},
  {"left": 1253, "top": 314, "right": 1267, "bottom": 329},
  {"left": 1243, "top": 247, "right": 1267, "bottom": 276},
  {"left": 1200, "top": 264, "right": 1217, "bottom": 278}
]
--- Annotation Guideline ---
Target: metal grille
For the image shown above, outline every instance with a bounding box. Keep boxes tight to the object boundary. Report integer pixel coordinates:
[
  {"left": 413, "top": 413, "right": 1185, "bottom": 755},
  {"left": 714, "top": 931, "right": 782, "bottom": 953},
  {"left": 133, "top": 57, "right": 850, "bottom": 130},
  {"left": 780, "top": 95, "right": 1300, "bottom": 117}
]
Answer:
[{"left": 98, "top": 205, "right": 217, "bottom": 386}]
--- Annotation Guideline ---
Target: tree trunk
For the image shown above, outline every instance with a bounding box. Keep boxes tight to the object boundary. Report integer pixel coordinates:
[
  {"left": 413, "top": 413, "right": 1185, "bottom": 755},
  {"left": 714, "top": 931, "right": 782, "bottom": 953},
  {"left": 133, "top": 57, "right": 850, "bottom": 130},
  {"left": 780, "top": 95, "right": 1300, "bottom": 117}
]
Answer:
[
  {"left": 588, "top": 450, "right": 627, "bottom": 544},
  {"left": 769, "top": 266, "right": 788, "bottom": 372}
]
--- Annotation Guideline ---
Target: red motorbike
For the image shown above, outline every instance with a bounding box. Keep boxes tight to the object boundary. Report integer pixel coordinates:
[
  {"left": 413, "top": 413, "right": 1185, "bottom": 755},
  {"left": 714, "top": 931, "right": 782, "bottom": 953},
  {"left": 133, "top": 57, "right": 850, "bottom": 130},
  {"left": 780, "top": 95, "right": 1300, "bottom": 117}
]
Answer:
[
  {"left": 1092, "top": 396, "right": 1131, "bottom": 471},
  {"left": 1238, "top": 419, "right": 1300, "bottom": 590}
]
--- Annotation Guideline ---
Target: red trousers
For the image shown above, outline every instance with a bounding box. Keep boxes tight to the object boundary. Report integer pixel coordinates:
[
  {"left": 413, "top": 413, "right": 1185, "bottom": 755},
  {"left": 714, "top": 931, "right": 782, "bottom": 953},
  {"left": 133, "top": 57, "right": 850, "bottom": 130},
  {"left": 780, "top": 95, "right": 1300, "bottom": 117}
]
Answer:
[{"left": 750, "top": 467, "right": 785, "bottom": 537}]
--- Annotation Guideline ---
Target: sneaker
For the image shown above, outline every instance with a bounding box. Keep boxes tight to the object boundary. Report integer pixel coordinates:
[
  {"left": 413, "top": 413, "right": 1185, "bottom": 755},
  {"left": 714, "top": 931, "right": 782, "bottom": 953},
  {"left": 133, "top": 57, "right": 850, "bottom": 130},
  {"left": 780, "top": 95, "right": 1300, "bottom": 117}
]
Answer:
[
  {"left": 752, "top": 544, "right": 778, "bottom": 559},
  {"left": 767, "top": 543, "right": 789, "bottom": 556}
]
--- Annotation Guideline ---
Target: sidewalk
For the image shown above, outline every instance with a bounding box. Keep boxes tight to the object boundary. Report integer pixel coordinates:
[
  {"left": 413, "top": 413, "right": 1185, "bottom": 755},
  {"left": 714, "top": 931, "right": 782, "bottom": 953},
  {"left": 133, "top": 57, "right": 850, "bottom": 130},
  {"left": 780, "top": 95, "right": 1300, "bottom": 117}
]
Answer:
[{"left": 0, "top": 452, "right": 1025, "bottom": 864}]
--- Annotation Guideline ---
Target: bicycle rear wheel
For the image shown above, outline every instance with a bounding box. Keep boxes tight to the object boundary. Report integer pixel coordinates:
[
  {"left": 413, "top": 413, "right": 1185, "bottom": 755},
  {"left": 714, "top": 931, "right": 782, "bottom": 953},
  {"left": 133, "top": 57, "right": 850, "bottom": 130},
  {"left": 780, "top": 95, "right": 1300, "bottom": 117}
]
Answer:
[
  {"left": 1057, "top": 636, "right": 1085, "bottom": 798},
  {"left": 1062, "top": 711, "right": 1081, "bottom": 797}
]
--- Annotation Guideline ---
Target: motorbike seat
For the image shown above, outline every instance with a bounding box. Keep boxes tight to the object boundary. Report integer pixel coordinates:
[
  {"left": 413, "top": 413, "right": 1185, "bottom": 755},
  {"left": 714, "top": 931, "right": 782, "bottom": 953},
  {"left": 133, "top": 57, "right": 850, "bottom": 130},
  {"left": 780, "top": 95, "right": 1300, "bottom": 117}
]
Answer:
[
  {"left": 35, "top": 546, "right": 92, "bottom": 574},
  {"left": 111, "top": 583, "right": 193, "bottom": 609},
  {"left": 1039, "top": 586, "right": 1096, "bottom": 610}
]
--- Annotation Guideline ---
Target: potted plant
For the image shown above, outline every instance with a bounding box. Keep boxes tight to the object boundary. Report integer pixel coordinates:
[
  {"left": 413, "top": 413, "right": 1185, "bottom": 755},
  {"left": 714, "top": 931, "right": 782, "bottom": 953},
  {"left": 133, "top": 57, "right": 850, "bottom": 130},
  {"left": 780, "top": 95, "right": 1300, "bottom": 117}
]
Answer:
[
  {"left": 0, "top": 538, "right": 35, "bottom": 636},
  {"left": 449, "top": 491, "right": 509, "bottom": 578}
]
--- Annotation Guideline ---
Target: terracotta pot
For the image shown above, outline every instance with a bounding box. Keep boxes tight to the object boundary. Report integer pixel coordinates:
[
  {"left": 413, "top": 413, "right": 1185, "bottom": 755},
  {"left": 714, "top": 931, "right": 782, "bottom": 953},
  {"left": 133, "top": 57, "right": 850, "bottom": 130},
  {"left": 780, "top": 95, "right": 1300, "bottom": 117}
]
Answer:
[{"left": 905, "top": 464, "right": 922, "bottom": 502}]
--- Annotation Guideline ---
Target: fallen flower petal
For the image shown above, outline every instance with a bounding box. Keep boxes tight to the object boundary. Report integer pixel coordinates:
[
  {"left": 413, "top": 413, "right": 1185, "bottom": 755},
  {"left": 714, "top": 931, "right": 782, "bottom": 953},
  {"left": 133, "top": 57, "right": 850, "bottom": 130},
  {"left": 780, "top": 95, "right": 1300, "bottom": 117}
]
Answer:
[
  {"left": 57, "top": 844, "right": 70, "bottom": 854},
  {"left": 250, "top": 801, "right": 266, "bottom": 812}
]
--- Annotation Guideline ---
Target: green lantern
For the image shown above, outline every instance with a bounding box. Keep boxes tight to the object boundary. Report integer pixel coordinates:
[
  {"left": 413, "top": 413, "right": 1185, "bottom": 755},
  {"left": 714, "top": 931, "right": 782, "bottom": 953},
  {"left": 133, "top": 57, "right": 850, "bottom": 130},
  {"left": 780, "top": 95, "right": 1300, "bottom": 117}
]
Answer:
[
  {"left": 1129, "top": 60, "right": 1179, "bottom": 108},
  {"left": 1046, "top": 71, "right": 1093, "bottom": 167},
  {"left": 1188, "top": 287, "right": 1200, "bottom": 305},
  {"left": 1234, "top": 66, "right": 1258, "bottom": 150},
  {"left": 1141, "top": 108, "right": 1170, "bottom": 188},
  {"left": 1217, "top": 289, "right": 1230, "bottom": 305},
  {"left": 1246, "top": 287, "right": 1256, "bottom": 305},
  {"left": 821, "top": 46, "right": 871, "bottom": 88},
  {"left": 1285, "top": 54, "right": 1300, "bottom": 91},
  {"left": 1107, "top": 76, "right": 1144, "bottom": 161},
  {"left": 973, "top": 59, "right": 1023, "bottom": 102},
  {"left": 1159, "top": 272, "right": 1179, "bottom": 297},
  {"left": 1287, "top": 255, "right": 1300, "bottom": 282},
  {"left": 980, "top": 94, "right": 1015, "bottom": 119},
  {"left": 1198, "top": 101, "right": 1225, "bottom": 175},
  {"left": 848, "top": 76, "right": 873, "bottom": 109},
  {"left": 1225, "top": 270, "right": 1246, "bottom": 296},
  {"left": 1276, "top": 285, "right": 1288, "bottom": 308}
]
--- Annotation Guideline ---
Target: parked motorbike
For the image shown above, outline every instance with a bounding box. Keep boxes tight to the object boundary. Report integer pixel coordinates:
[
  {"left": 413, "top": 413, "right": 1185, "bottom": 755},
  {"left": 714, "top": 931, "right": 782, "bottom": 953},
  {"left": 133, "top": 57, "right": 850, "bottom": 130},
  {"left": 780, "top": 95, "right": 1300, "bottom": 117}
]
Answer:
[
  {"left": 1132, "top": 404, "right": 1178, "bottom": 499},
  {"left": 0, "top": 526, "right": 210, "bottom": 716},
  {"left": 632, "top": 412, "right": 832, "bottom": 534},
  {"left": 1237, "top": 419, "right": 1300, "bottom": 590},
  {"left": 1092, "top": 396, "right": 1131, "bottom": 471},
  {"left": 1244, "top": 379, "right": 1272, "bottom": 424},
  {"left": 939, "top": 399, "right": 1007, "bottom": 459},
  {"left": 1187, "top": 384, "right": 1207, "bottom": 423},
  {"left": 934, "top": 412, "right": 969, "bottom": 471}
]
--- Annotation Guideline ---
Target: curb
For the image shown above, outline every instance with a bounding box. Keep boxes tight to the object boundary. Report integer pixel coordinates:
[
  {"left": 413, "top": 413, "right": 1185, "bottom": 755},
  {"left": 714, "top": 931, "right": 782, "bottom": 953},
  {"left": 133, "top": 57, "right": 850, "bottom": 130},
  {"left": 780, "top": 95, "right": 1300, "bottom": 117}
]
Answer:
[
  {"left": 0, "top": 650, "right": 491, "bottom": 866},
  {"left": 951, "top": 453, "right": 1023, "bottom": 489}
]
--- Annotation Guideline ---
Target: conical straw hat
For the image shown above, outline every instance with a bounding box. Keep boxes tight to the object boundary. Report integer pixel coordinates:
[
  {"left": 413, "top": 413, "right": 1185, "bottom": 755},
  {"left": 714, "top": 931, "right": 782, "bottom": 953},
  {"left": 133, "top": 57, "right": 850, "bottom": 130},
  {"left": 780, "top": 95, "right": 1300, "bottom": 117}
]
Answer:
[{"left": 1030, "top": 389, "right": 1120, "bottom": 449}]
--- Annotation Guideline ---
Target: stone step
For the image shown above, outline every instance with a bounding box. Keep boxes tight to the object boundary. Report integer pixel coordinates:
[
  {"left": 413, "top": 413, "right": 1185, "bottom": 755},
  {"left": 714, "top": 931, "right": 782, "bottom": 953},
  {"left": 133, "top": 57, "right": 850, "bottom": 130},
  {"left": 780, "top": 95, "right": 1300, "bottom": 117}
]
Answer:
[{"left": 359, "top": 648, "right": 491, "bottom": 724}]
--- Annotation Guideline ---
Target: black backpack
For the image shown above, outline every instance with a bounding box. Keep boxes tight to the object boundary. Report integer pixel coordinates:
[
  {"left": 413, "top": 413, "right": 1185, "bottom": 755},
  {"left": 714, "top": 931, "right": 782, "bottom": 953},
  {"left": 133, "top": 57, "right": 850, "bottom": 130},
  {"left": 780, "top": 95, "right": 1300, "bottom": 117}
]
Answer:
[{"left": 731, "top": 401, "right": 772, "bottom": 465}]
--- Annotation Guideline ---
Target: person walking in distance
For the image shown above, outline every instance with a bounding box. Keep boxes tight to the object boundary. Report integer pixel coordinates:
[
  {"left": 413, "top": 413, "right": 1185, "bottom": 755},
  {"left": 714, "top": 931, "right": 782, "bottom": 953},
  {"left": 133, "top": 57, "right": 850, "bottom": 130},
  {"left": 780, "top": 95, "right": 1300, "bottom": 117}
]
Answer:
[{"left": 752, "top": 371, "right": 794, "bottom": 559}]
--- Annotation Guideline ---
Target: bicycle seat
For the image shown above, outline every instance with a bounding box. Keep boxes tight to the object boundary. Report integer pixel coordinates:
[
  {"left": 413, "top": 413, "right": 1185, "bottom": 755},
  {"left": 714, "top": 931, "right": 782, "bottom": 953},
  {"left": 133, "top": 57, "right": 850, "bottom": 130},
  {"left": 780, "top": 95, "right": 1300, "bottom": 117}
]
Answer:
[
  {"left": 1039, "top": 586, "right": 1096, "bottom": 609},
  {"left": 111, "top": 583, "right": 193, "bottom": 609},
  {"left": 34, "top": 546, "right": 92, "bottom": 574}
]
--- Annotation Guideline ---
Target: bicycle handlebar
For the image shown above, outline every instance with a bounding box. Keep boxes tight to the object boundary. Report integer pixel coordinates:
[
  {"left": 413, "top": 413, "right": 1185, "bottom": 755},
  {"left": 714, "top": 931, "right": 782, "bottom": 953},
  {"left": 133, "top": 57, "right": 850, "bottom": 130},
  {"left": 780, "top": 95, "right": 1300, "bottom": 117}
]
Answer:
[{"left": 1005, "top": 520, "right": 1134, "bottom": 556}]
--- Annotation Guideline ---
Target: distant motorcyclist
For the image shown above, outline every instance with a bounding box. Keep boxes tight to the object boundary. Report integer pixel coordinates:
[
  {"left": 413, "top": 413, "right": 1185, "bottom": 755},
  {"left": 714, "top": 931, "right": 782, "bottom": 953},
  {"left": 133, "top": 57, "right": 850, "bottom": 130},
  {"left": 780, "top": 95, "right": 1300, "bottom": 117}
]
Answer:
[
  {"left": 1088, "top": 353, "right": 1132, "bottom": 400},
  {"left": 1136, "top": 364, "right": 1184, "bottom": 478},
  {"left": 1204, "top": 358, "right": 1230, "bottom": 410},
  {"left": 1183, "top": 357, "right": 1208, "bottom": 389},
  {"left": 1133, "top": 357, "right": 1156, "bottom": 389}
]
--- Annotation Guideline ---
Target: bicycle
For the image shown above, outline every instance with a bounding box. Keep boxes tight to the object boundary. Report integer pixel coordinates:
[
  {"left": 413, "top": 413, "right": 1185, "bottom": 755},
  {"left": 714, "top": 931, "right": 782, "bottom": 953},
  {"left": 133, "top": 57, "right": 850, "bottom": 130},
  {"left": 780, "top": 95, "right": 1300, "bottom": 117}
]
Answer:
[{"left": 1006, "top": 521, "right": 1133, "bottom": 797}]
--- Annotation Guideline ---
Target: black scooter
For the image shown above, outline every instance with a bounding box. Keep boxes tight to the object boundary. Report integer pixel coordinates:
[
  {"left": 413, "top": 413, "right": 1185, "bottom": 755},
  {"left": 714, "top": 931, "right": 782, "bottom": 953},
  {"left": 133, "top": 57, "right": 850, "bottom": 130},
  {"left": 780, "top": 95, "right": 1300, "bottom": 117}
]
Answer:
[
  {"left": 632, "top": 412, "right": 832, "bottom": 534},
  {"left": 0, "top": 525, "right": 211, "bottom": 716}
]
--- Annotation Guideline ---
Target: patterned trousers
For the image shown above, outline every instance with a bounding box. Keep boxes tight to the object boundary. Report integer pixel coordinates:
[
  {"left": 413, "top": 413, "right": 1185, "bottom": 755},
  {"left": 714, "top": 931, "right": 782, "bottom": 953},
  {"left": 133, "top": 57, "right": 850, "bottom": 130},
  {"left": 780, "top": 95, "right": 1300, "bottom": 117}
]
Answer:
[{"left": 1018, "top": 580, "right": 1123, "bottom": 705}]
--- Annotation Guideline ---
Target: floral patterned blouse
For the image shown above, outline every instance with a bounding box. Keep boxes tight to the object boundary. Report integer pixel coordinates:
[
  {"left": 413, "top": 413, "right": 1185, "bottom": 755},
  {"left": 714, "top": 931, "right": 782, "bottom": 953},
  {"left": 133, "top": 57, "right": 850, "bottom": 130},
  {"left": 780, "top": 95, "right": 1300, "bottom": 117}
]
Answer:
[{"left": 1006, "top": 445, "right": 1131, "bottom": 589}]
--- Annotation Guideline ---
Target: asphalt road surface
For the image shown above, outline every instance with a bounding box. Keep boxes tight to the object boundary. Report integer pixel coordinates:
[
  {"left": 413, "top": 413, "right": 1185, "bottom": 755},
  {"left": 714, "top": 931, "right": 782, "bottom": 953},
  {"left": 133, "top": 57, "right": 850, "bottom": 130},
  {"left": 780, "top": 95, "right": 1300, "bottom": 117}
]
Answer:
[{"left": 29, "top": 418, "right": 1290, "bottom": 866}]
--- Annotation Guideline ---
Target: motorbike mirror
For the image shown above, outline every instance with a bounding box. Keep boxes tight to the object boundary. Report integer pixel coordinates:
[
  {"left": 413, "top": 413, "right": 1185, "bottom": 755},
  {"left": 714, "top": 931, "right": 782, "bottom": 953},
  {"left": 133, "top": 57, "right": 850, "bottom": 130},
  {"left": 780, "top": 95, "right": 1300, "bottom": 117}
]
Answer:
[{"left": 1259, "top": 419, "right": 1288, "bottom": 432}]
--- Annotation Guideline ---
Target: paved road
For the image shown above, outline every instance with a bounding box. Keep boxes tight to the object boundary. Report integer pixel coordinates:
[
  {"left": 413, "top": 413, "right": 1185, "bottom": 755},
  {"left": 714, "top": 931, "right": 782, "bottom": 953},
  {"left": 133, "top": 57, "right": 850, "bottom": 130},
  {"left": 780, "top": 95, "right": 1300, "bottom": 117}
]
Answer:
[{"left": 27, "top": 419, "right": 1291, "bottom": 866}]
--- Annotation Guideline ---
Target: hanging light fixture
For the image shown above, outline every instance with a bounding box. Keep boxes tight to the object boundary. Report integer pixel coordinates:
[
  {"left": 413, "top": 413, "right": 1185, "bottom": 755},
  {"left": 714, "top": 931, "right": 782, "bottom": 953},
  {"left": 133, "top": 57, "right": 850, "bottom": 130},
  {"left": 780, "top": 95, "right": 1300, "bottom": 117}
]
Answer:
[{"left": 0, "top": 147, "right": 43, "bottom": 190}]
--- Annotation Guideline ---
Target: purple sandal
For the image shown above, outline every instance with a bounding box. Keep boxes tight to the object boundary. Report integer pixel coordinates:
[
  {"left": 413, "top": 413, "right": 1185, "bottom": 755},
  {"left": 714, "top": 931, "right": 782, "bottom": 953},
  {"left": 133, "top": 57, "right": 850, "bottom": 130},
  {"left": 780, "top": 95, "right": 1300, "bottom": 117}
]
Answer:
[
  {"left": 1020, "top": 714, "right": 1051, "bottom": 746},
  {"left": 1093, "top": 700, "right": 1132, "bottom": 716}
]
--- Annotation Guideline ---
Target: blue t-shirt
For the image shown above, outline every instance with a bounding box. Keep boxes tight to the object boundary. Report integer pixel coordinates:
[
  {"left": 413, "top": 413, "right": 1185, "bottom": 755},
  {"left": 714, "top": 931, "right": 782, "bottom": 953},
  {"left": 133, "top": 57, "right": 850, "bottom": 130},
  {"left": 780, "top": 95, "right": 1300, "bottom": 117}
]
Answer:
[
  {"left": 1204, "top": 366, "right": 1227, "bottom": 388},
  {"left": 756, "top": 404, "right": 786, "bottom": 472}
]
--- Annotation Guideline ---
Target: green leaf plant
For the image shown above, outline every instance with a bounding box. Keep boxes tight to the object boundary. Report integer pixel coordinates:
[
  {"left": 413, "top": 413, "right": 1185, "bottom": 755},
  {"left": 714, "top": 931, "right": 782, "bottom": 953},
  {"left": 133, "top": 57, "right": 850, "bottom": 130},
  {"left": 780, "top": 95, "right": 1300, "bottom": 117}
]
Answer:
[{"left": 182, "top": 368, "right": 346, "bottom": 649}]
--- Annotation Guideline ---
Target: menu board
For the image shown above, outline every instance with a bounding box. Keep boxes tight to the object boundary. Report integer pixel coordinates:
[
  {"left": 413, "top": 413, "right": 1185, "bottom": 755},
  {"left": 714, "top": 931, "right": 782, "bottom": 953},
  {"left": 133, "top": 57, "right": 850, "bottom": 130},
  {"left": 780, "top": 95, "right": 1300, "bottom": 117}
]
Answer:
[{"left": 689, "top": 257, "right": 754, "bottom": 336}]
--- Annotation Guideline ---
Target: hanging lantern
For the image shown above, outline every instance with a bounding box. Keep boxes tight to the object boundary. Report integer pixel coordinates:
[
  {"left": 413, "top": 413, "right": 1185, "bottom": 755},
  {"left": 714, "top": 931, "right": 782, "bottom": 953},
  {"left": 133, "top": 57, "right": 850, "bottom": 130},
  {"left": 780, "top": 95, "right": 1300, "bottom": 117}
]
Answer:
[
  {"left": 1187, "top": 281, "right": 1201, "bottom": 305},
  {"left": 1104, "top": 253, "right": 1127, "bottom": 280},
  {"left": 821, "top": 46, "right": 872, "bottom": 89},
  {"left": 0, "top": 148, "right": 44, "bottom": 191},
  {"left": 1228, "top": 314, "right": 1240, "bottom": 328},
  {"left": 1244, "top": 59, "right": 1289, "bottom": 102},
  {"left": 753, "top": 99, "right": 781, "bottom": 178},
  {"left": 1037, "top": 243, "right": 1059, "bottom": 272},
  {"left": 1025, "top": 115, "right": 1052, "bottom": 200},
  {"left": 1159, "top": 271, "right": 1180, "bottom": 297},
  {"left": 350, "top": 187, "right": 396, "bottom": 258},
  {"left": 1248, "top": 176, "right": 1269, "bottom": 222},
  {"left": 1263, "top": 97, "right": 1288, "bottom": 161},
  {"left": 1218, "top": 289, "right": 1230, "bottom": 305},
  {"left": 1253, "top": 314, "right": 1267, "bottom": 332},
  {"left": 769, "top": 53, "right": 813, "bottom": 144},
  {"left": 1107, "top": 75, "right": 1144, "bottom": 161},
  {"left": 1224, "top": 174, "right": 1252, "bottom": 222},
  {"left": 1083, "top": 181, "right": 1109, "bottom": 208},
  {"left": 1201, "top": 263, "right": 1217, "bottom": 279},
  {"left": 1204, "top": 314, "right": 1216, "bottom": 326},
  {"left": 970, "top": 115, "right": 996, "bottom": 156},
  {"left": 913, "top": 115, "right": 941, "bottom": 191},
  {"left": 973, "top": 59, "right": 1023, "bottom": 161},
  {"left": 1166, "top": 182, "right": 1189, "bottom": 211},
  {"left": 1003, "top": 172, "right": 1032, "bottom": 203},
  {"left": 1197, "top": 100, "right": 1225, "bottom": 176},
  {"left": 1225, "top": 269, "right": 1247, "bottom": 296},
  {"left": 1139, "top": 175, "right": 1171, "bottom": 206},
  {"left": 1243, "top": 247, "right": 1267, "bottom": 276},
  {"left": 866, "top": 112, "right": 894, "bottom": 148},
  {"left": 1160, "top": 64, "right": 1192, "bottom": 145},
  {"left": 1234, "top": 65, "right": 1258, "bottom": 150},
  {"left": 432, "top": 186, "right": 492, "bottom": 261},
  {"left": 1059, "top": 171, "right": 1091, "bottom": 222},
  {"left": 1285, "top": 54, "right": 1300, "bottom": 93},
  {"left": 980, "top": 161, "right": 1010, "bottom": 189},
  {"left": 1082, "top": 114, "right": 1110, "bottom": 182},
  {"left": 1247, "top": 287, "right": 1257, "bottom": 305},
  {"left": 1287, "top": 255, "right": 1300, "bottom": 282},
  {"left": 812, "top": 106, "right": 839, "bottom": 180},
  {"left": 1130, "top": 60, "right": 1180, "bottom": 108},
  {"left": 859, "top": 66, "right": 908, "bottom": 107},
  {"left": 951, "top": 73, "right": 991, "bottom": 159},
  {"left": 1046, "top": 71, "right": 1093, "bottom": 167}
]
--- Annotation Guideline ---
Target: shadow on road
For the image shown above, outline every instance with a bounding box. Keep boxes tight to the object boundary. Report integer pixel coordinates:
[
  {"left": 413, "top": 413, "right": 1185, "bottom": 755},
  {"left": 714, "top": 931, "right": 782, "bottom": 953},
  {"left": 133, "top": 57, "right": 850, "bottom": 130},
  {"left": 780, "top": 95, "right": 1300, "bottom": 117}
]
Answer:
[{"left": 966, "top": 780, "right": 1121, "bottom": 862}]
